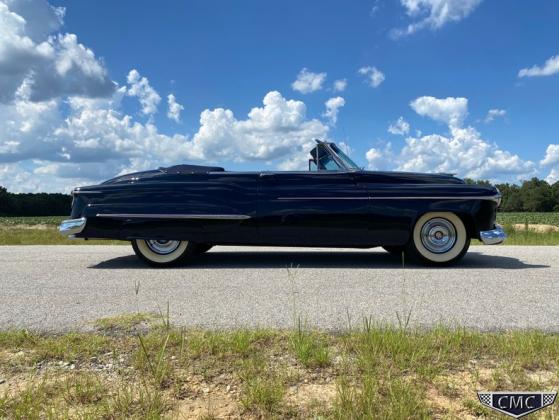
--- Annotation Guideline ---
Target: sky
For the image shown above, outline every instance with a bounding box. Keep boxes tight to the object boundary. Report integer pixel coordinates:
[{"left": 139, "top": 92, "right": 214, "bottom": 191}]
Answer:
[{"left": 1, "top": 0, "right": 559, "bottom": 192}]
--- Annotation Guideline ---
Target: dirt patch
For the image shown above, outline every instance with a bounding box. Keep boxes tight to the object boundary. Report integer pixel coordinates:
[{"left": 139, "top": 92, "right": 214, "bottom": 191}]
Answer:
[
  {"left": 286, "top": 382, "right": 336, "bottom": 407},
  {"left": 176, "top": 386, "right": 242, "bottom": 419},
  {"left": 427, "top": 367, "right": 495, "bottom": 418},
  {"left": 2, "top": 224, "right": 54, "bottom": 230},
  {"left": 513, "top": 223, "right": 559, "bottom": 233}
]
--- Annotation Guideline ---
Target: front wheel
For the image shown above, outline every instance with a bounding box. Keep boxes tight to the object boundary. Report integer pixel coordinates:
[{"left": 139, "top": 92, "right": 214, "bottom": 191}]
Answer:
[
  {"left": 131, "top": 239, "right": 195, "bottom": 267},
  {"left": 406, "top": 212, "right": 470, "bottom": 266}
]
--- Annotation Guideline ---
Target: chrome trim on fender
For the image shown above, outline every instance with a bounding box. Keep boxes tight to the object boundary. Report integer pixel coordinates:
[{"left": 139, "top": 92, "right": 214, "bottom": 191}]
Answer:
[
  {"left": 369, "top": 195, "right": 502, "bottom": 203},
  {"left": 95, "top": 213, "right": 251, "bottom": 220},
  {"left": 278, "top": 194, "right": 501, "bottom": 202},
  {"left": 480, "top": 224, "right": 506, "bottom": 245},
  {"left": 59, "top": 217, "right": 87, "bottom": 236},
  {"left": 277, "top": 197, "right": 368, "bottom": 200}
]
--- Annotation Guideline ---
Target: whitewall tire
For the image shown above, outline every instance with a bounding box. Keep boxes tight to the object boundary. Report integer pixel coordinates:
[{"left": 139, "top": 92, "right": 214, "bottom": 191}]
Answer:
[
  {"left": 406, "top": 212, "right": 470, "bottom": 265},
  {"left": 132, "top": 239, "right": 193, "bottom": 267}
]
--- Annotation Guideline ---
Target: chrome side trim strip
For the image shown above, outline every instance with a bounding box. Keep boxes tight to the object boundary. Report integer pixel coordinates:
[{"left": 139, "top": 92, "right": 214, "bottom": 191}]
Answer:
[
  {"left": 369, "top": 195, "right": 501, "bottom": 202},
  {"left": 95, "top": 213, "right": 251, "bottom": 220},
  {"left": 73, "top": 190, "right": 103, "bottom": 194},
  {"left": 277, "top": 195, "right": 500, "bottom": 202},
  {"left": 59, "top": 217, "right": 87, "bottom": 236},
  {"left": 277, "top": 197, "right": 369, "bottom": 200}
]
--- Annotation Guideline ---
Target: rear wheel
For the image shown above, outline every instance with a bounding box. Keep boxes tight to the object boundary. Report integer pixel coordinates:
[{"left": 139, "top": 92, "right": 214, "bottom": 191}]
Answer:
[
  {"left": 132, "top": 239, "right": 195, "bottom": 267},
  {"left": 406, "top": 212, "right": 470, "bottom": 266}
]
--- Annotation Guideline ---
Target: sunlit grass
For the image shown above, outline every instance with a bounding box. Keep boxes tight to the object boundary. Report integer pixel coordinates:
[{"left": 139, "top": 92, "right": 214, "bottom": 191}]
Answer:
[
  {"left": 1, "top": 322, "right": 558, "bottom": 418},
  {"left": 0, "top": 227, "right": 125, "bottom": 245}
]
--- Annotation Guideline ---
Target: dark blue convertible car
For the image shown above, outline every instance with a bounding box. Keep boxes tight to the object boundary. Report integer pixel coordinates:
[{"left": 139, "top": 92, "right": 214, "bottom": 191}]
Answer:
[{"left": 60, "top": 140, "right": 505, "bottom": 266}]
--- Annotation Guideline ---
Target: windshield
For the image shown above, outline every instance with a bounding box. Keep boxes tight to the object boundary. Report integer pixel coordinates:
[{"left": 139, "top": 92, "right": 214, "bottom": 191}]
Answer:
[
  {"left": 328, "top": 143, "right": 360, "bottom": 170},
  {"left": 309, "top": 141, "right": 361, "bottom": 171}
]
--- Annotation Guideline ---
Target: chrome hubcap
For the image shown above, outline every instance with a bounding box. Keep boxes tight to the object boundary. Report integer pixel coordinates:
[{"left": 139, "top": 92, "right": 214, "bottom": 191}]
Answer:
[
  {"left": 145, "top": 240, "right": 181, "bottom": 255},
  {"left": 420, "top": 218, "right": 456, "bottom": 253}
]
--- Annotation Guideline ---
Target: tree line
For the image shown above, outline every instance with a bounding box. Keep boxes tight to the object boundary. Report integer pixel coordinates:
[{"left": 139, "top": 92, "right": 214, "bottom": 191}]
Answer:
[
  {"left": 0, "top": 186, "right": 72, "bottom": 216},
  {"left": 465, "top": 178, "right": 559, "bottom": 212},
  {"left": 1, "top": 177, "right": 559, "bottom": 216}
]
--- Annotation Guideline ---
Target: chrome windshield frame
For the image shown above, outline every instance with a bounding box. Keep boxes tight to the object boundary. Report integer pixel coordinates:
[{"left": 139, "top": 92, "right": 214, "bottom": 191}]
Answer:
[{"left": 313, "top": 140, "right": 360, "bottom": 172}]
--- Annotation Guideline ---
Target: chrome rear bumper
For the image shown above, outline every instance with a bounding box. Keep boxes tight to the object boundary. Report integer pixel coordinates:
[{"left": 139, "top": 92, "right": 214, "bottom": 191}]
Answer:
[
  {"left": 59, "top": 217, "right": 86, "bottom": 237},
  {"left": 480, "top": 224, "right": 506, "bottom": 245}
]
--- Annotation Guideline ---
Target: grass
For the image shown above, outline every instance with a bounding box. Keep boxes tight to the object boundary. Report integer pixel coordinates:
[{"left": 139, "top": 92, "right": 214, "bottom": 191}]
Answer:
[
  {"left": 470, "top": 223, "right": 559, "bottom": 245},
  {"left": 290, "top": 317, "right": 330, "bottom": 368},
  {"left": 496, "top": 227, "right": 559, "bottom": 245},
  {"left": 0, "top": 216, "right": 65, "bottom": 226},
  {"left": 0, "top": 227, "right": 125, "bottom": 245},
  {"left": 1, "top": 319, "right": 559, "bottom": 418},
  {"left": 94, "top": 313, "right": 159, "bottom": 333}
]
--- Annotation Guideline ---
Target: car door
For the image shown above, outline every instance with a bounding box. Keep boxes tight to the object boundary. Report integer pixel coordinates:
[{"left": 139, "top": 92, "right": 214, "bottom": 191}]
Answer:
[{"left": 257, "top": 171, "right": 371, "bottom": 246}]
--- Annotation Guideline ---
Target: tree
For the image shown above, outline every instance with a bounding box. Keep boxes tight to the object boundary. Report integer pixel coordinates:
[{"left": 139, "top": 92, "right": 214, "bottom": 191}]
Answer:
[
  {"left": 0, "top": 186, "right": 12, "bottom": 215},
  {"left": 519, "top": 178, "right": 554, "bottom": 212},
  {"left": 551, "top": 181, "right": 559, "bottom": 212}
]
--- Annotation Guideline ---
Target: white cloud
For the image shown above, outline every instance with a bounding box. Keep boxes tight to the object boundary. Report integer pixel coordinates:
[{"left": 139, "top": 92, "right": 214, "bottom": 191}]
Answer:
[
  {"left": 484, "top": 108, "right": 506, "bottom": 123},
  {"left": 392, "top": 0, "right": 482, "bottom": 37},
  {"left": 358, "top": 66, "right": 385, "bottom": 87},
  {"left": 410, "top": 96, "right": 468, "bottom": 127},
  {"left": 541, "top": 144, "right": 559, "bottom": 167},
  {"left": 541, "top": 144, "right": 559, "bottom": 185},
  {"left": 366, "top": 96, "right": 536, "bottom": 182},
  {"left": 366, "top": 128, "right": 535, "bottom": 180},
  {"left": 518, "top": 54, "right": 559, "bottom": 78},
  {"left": 166, "top": 93, "right": 183, "bottom": 122},
  {"left": 126, "top": 69, "right": 161, "bottom": 116},
  {"left": 0, "top": 88, "right": 329, "bottom": 191},
  {"left": 0, "top": 0, "right": 114, "bottom": 103},
  {"left": 291, "top": 68, "right": 326, "bottom": 94},
  {"left": 546, "top": 169, "right": 559, "bottom": 185},
  {"left": 322, "top": 96, "right": 345, "bottom": 125},
  {"left": 397, "top": 127, "right": 535, "bottom": 179},
  {"left": 189, "top": 91, "right": 328, "bottom": 166},
  {"left": 366, "top": 143, "right": 393, "bottom": 171},
  {"left": 388, "top": 116, "right": 410, "bottom": 135},
  {"left": 338, "top": 141, "right": 353, "bottom": 156},
  {"left": 332, "top": 79, "right": 347, "bottom": 92}
]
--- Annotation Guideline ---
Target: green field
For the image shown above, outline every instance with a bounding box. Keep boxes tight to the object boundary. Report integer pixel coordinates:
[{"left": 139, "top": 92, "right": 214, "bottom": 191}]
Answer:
[
  {"left": 1, "top": 214, "right": 558, "bottom": 245},
  {"left": 497, "top": 212, "right": 559, "bottom": 226}
]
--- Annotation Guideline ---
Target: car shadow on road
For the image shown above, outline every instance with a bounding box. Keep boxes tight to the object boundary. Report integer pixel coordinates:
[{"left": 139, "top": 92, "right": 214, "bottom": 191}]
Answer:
[{"left": 90, "top": 250, "right": 548, "bottom": 270}]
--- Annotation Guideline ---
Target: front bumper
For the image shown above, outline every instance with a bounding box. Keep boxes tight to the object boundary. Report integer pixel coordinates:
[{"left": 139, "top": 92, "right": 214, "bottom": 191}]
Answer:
[
  {"left": 59, "top": 217, "right": 86, "bottom": 237},
  {"left": 480, "top": 224, "right": 506, "bottom": 245}
]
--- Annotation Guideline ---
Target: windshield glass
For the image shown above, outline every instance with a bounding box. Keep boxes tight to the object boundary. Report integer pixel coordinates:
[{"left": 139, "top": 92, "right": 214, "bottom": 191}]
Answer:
[
  {"left": 318, "top": 153, "right": 341, "bottom": 170},
  {"left": 308, "top": 141, "right": 360, "bottom": 171},
  {"left": 329, "top": 143, "right": 360, "bottom": 170}
]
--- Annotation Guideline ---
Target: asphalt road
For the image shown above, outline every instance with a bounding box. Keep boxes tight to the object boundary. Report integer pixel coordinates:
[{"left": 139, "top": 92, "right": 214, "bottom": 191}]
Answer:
[{"left": 0, "top": 245, "right": 558, "bottom": 332}]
